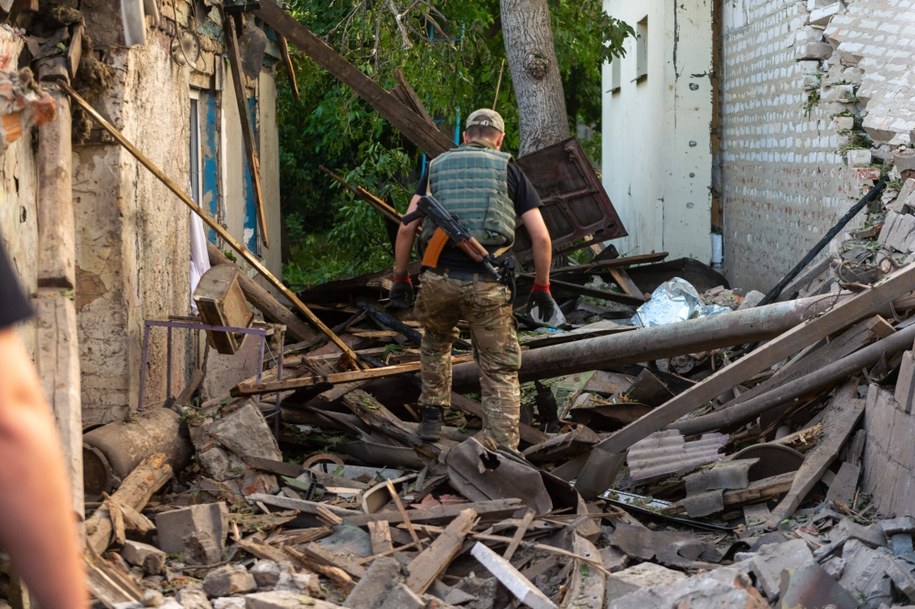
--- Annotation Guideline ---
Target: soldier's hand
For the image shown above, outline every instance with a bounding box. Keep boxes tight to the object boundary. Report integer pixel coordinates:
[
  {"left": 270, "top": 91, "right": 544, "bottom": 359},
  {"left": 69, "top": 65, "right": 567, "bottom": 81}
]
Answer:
[
  {"left": 527, "top": 282, "right": 555, "bottom": 323},
  {"left": 389, "top": 272, "right": 414, "bottom": 309}
]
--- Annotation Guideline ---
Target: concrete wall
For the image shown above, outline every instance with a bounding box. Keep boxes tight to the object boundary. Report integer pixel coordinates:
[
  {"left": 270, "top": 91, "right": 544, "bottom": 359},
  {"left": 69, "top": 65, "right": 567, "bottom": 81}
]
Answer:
[{"left": 601, "top": 0, "right": 714, "bottom": 263}]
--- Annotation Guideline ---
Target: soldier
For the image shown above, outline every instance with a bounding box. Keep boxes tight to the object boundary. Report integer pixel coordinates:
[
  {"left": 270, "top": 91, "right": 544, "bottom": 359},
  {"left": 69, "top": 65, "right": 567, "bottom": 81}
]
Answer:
[{"left": 392, "top": 108, "right": 554, "bottom": 452}]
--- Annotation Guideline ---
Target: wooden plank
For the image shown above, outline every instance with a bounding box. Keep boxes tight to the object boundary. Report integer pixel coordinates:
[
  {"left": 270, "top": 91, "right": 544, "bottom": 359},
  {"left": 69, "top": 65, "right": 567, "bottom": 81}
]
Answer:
[
  {"left": 233, "top": 360, "right": 426, "bottom": 395},
  {"left": 470, "top": 542, "right": 558, "bottom": 609},
  {"left": 405, "top": 508, "right": 478, "bottom": 593},
  {"left": 825, "top": 461, "right": 861, "bottom": 505},
  {"left": 608, "top": 267, "right": 647, "bottom": 301},
  {"left": 237, "top": 537, "right": 296, "bottom": 563},
  {"left": 664, "top": 472, "right": 796, "bottom": 516},
  {"left": 560, "top": 534, "right": 606, "bottom": 609},
  {"left": 503, "top": 509, "right": 535, "bottom": 561},
  {"left": 574, "top": 262, "right": 915, "bottom": 498},
  {"left": 368, "top": 520, "right": 394, "bottom": 555},
  {"left": 277, "top": 33, "right": 300, "bottom": 102},
  {"left": 546, "top": 252, "right": 670, "bottom": 278},
  {"left": 246, "top": 493, "right": 362, "bottom": 517},
  {"left": 254, "top": 0, "right": 453, "bottom": 158},
  {"left": 547, "top": 277, "right": 645, "bottom": 305},
  {"left": 299, "top": 543, "right": 367, "bottom": 580},
  {"left": 765, "top": 382, "right": 865, "bottom": 528},
  {"left": 343, "top": 498, "right": 522, "bottom": 527},
  {"left": 387, "top": 479, "right": 423, "bottom": 550},
  {"left": 222, "top": 11, "right": 270, "bottom": 248}
]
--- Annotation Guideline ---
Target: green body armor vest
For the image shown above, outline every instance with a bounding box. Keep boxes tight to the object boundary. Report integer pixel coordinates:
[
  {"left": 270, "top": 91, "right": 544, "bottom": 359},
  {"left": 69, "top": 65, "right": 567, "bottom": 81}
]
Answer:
[{"left": 422, "top": 144, "right": 516, "bottom": 249}]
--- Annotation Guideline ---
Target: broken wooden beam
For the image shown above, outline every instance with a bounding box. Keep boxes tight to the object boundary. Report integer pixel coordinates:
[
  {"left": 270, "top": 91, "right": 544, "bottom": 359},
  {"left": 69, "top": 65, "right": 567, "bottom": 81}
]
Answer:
[
  {"left": 574, "top": 261, "right": 915, "bottom": 498},
  {"left": 668, "top": 322, "right": 915, "bottom": 436},
  {"left": 765, "top": 381, "right": 865, "bottom": 528},
  {"left": 85, "top": 453, "right": 174, "bottom": 554},
  {"left": 342, "top": 498, "right": 523, "bottom": 527},
  {"left": 255, "top": 0, "right": 453, "bottom": 158},
  {"left": 405, "top": 508, "right": 478, "bottom": 593},
  {"left": 222, "top": 11, "right": 270, "bottom": 248}
]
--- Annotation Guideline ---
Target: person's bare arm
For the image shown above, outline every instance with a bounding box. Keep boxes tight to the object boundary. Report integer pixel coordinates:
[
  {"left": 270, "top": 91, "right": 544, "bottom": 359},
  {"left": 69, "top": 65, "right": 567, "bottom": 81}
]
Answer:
[
  {"left": 520, "top": 207, "right": 551, "bottom": 285},
  {"left": 394, "top": 193, "right": 423, "bottom": 276},
  {"left": 0, "top": 327, "right": 89, "bottom": 609}
]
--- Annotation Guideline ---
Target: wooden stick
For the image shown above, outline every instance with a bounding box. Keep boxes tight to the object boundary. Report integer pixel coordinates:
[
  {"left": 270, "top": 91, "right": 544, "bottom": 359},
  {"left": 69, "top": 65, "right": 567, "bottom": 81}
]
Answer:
[
  {"left": 57, "top": 80, "right": 364, "bottom": 369},
  {"left": 503, "top": 510, "right": 535, "bottom": 561},
  {"left": 387, "top": 479, "right": 423, "bottom": 551}
]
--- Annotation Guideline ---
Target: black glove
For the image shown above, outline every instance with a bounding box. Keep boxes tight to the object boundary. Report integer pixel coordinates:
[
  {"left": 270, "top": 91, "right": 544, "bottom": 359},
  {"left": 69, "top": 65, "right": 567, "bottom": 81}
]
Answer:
[
  {"left": 527, "top": 282, "right": 555, "bottom": 322},
  {"left": 389, "top": 272, "right": 414, "bottom": 309}
]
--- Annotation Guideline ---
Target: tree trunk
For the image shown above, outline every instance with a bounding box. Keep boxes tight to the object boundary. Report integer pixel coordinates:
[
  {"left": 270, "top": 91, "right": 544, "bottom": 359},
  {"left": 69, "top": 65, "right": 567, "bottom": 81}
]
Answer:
[{"left": 500, "top": 0, "right": 571, "bottom": 155}]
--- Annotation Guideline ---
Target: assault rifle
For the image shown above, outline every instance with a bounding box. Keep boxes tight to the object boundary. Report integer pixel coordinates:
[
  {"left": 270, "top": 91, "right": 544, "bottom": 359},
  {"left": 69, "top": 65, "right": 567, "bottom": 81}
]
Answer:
[{"left": 401, "top": 194, "right": 512, "bottom": 285}]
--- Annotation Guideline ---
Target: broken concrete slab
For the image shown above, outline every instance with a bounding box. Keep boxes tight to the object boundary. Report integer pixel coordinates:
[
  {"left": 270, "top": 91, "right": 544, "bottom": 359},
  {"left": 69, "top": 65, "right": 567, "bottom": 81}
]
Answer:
[
  {"left": 245, "top": 591, "right": 347, "bottom": 609},
  {"left": 607, "top": 567, "right": 767, "bottom": 609},
  {"left": 749, "top": 537, "right": 815, "bottom": 598},
  {"left": 155, "top": 502, "right": 229, "bottom": 555},
  {"left": 202, "top": 564, "right": 257, "bottom": 598},
  {"left": 343, "top": 556, "right": 402, "bottom": 609},
  {"left": 838, "top": 539, "right": 895, "bottom": 609},
  {"left": 120, "top": 539, "right": 166, "bottom": 575},
  {"left": 605, "top": 561, "right": 688, "bottom": 604}
]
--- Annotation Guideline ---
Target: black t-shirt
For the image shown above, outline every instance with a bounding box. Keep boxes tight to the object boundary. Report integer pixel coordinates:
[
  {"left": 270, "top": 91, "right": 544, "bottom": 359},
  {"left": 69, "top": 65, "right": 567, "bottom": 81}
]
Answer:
[
  {"left": 413, "top": 158, "right": 542, "bottom": 274},
  {"left": 0, "top": 241, "right": 33, "bottom": 329}
]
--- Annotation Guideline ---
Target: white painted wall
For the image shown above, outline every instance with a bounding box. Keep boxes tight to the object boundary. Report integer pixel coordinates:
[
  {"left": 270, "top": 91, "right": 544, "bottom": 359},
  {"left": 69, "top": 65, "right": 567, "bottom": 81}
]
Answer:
[{"left": 601, "top": 0, "right": 714, "bottom": 263}]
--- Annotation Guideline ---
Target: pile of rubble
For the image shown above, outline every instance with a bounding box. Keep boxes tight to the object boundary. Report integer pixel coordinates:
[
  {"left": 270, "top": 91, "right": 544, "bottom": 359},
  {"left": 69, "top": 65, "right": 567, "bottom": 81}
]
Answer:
[{"left": 77, "top": 177, "right": 915, "bottom": 609}]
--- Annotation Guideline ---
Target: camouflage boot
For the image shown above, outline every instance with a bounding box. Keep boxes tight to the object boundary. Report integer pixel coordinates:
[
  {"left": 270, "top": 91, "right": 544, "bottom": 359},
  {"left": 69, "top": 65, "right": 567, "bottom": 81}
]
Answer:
[{"left": 419, "top": 406, "right": 443, "bottom": 441}]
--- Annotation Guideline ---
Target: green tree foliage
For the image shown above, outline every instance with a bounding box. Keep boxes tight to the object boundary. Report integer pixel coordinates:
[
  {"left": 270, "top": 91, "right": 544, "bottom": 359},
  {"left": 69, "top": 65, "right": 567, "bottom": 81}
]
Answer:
[{"left": 277, "top": 0, "right": 632, "bottom": 288}]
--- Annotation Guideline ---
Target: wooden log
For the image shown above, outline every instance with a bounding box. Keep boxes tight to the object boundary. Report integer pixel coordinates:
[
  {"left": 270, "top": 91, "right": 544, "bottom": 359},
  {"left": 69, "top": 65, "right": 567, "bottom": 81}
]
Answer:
[
  {"left": 207, "top": 243, "right": 316, "bottom": 343},
  {"left": 406, "top": 508, "right": 478, "bottom": 593},
  {"left": 83, "top": 406, "right": 192, "bottom": 499},
  {"left": 85, "top": 453, "right": 174, "bottom": 554},
  {"left": 573, "top": 264, "right": 915, "bottom": 499}
]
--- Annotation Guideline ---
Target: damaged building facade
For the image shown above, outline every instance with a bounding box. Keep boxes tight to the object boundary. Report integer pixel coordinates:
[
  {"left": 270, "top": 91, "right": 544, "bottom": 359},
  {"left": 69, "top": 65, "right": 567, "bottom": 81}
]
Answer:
[
  {"left": 602, "top": 0, "right": 915, "bottom": 290},
  {"left": 0, "top": 1, "right": 282, "bottom": 427}
]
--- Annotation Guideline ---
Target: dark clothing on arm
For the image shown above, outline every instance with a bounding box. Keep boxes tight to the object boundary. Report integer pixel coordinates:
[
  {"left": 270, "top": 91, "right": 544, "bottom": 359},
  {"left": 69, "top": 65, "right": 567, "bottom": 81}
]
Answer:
[
  {"left": 413, "top": 161, "right": 541, "bottom": 274},
  {"left": 0, "top": 242, "right": 32, "bottom": 329}
]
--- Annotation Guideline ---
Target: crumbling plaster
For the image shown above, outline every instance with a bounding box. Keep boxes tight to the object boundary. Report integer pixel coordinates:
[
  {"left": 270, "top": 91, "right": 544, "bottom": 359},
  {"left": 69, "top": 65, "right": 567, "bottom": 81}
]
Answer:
[{"left": 74, "top": 32, "right": 193, "bottom": 424}]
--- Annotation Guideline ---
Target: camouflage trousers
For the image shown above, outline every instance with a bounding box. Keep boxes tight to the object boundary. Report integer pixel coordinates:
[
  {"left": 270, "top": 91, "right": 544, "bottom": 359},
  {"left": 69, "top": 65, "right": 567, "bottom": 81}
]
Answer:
[{"left": 414, "top": 270, "right": 522, "bottom": 450}]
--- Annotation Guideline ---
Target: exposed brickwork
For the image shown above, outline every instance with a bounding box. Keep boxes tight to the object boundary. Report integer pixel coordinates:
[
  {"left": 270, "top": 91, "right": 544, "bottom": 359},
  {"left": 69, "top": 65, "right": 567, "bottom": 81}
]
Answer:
[
  {"left": 826, "top": 1, "right": 915, "bottom": 145},
  {"left": 720, "top": 0, "right": 862, "bottom": 290}
]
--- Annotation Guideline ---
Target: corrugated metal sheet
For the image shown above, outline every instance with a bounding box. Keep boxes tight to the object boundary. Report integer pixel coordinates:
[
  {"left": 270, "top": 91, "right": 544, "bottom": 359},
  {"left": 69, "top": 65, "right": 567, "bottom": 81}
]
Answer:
[{"left": 627, "top": 429, "right": 727, "bottom": 481}]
